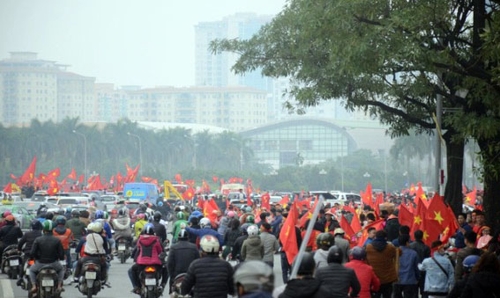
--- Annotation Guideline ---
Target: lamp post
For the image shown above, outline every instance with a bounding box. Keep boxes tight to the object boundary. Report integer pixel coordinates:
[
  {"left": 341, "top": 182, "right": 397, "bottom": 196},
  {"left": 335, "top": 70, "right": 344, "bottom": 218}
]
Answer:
[
  {"left": 127, "top": 132, "right": 143, "bottom": 177},
  {"left": 72, "top": 130, "right": 87, "bottom": 186}
]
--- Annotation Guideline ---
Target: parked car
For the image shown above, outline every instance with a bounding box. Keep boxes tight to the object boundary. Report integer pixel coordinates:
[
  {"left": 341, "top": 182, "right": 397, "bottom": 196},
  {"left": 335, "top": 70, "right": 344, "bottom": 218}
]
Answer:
[
  {"left": 12, "top": 201, "right": 58, "bottom": 216},
  {"left": 0, "top": 205, "right": 35, "bottom": 230}
]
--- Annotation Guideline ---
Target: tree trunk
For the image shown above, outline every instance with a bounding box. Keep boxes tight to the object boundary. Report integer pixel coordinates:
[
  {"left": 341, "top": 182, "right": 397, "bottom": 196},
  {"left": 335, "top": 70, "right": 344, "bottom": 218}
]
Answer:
[
  {"left": 443, "top": 132, "right": 464, "bottom": 216},
  {"left": 478, "top": 139, "right": 500, "bottom": 231}
]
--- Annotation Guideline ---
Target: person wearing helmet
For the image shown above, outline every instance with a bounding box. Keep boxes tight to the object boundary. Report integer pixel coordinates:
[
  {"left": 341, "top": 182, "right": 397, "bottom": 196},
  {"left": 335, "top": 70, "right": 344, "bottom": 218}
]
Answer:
[
  {"left": 180, "top": 235, "right": 235, "bottom": 297},
  {"left": 0, "top": 214, "right": 23, "bottom": 259},
  {"left": 73, "top": 221, "right": 109, "bottom": 283},
  {"left": 345, "top": 246, "right": 380, "bottom": 298},
  {"left": 111, "top": 207, "right": 133, "bottom": 248},
  {"left": 234, "top": 260, "right": 274, "bottom": 297},
  {"left": 232, "top": 223, "right": 250, "bottom": 262},
  {"left": 167, "top": 229, "right": 199, "bottom": 294},
  {"left": 53, "top": 215, "right": 75, "bottom": 269},
  {"left": 152, "top": 211, "right": 167, "bottom": 243},
  {"left": 448, "top": 254, "right": 481, "bottom": 298},
  {"left": 185, "top": 217, "right": 224, "bottom": 247},
  {"left": 65, "top": 209, "right": 86, "bottom": 241},
  {"left": 222, "top": 218, "right": 241, "bottom": 260},
  {"left": 128, "top": 223, "right": 165, "bottom": 294},
  {"left": 36, "top": 203, "right": 47, "bottom": 217},
  {"left": 95, "top": 211, "right": 114, "bottom": 254},
  {"left": 275, "top": 252, "right": 329, "bottom": 298},
  {"left": 239, "top": 206, "right": 253, "bottom": 225},
  {"left": 241, "top": 225, "right": 264, "bottom": 261},
  {"left": 134, "top": 213, "right": 148, "bottom": 239},
  {"left": 45, "top": 211, "right": 54, "bottom": 221},
  {"left": 315, "top": 245, "right": 361, "bottom": 298},
  {"left": 172, "top": 212, "right": 189, "bottom": 243},
  {"left": 0, "top": 210, "right": 13, "bottom": 229},
  {"left": 333, "top": 228, "right": 350, "bottom": 264},
  {"left": 28, "top": 220, "right": 65, "bottom": 293},
  {"left": 64, "top": 207, "right": 72, "bottom": 220},
  {"left": 16, "top": 220, "right": 43, "bottom": 287},
  {"left": 314, "top": 232, "right": 335, "bottom": 269}
]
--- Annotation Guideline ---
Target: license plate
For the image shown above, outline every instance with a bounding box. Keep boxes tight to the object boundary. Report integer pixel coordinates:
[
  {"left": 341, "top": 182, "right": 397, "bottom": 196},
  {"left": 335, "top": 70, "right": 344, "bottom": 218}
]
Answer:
[
  {"left": 59, "top": 260, "right": 66, "bottom": 266},
  {"left": 10, "top": 259, "right": 19, "bottom": 266},
  {"left": 118, "top": 244, "right": 126, "bottom": 250},
  {"left": 145, "top": 278, "right": 156, "bottom": 286},
  {"left": 42, "top": 279, "right": 54, "bottom": 287},
  {"left": 85, "top": 271, "right": 97, "bottom": 279}
]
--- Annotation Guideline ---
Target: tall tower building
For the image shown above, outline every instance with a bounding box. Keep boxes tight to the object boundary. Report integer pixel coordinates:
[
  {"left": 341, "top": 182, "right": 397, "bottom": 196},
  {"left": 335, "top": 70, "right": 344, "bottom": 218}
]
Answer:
[{"left": 195, "top": 13, "right": 274, "bottom": 92}]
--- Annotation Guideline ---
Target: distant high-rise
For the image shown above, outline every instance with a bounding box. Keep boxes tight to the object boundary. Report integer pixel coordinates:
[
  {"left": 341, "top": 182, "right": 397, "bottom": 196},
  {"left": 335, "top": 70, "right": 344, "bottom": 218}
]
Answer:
[
  {"left": 195, "top": 13, "right": 274, "bottom": 93},
  {"left": 0, "top": 52, "right": 96, "bottom": 125}
]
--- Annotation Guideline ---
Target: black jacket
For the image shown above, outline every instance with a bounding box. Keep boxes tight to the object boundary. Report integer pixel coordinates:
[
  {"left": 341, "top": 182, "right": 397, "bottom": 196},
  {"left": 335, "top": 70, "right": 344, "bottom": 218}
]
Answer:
[
  {"left": 278, "top": 277, "right": 330, "bottom": 298},
  {"left": 315, "top": 263, "right": 361, "bottom": 298},
  {"left": 152, "top": 221, "right": 167, "bottom": 243},
  {"left": 460, "top": 271, "right": 500, "bottom": 298},
  {"left": 30, "top": 233, "right": 64, "bottom": 264},
  {"left": 18, "top": 230, "right": 42, "bottom": 254},
  {"left": 232, "top": 234, "right": 248, "bottom": 261},
  {"left": 180, "top": 255, "right": 234, "bottom": 298},
  {"left": 0, "top": 223, "right": 23, "bottom": 247},
  {"left": 167, "top": 240, "right": 200, "bottom": 278}
]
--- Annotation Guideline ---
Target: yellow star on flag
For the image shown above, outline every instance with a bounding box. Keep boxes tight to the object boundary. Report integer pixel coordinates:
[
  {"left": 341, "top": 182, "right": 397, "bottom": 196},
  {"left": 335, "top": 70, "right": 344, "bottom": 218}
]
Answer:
[
  {"left": 285, "top": 226, "right": 290, "bottom": 237},
  {"left": 414, "top": 215, "right": 422, "bottom": 225},
  {"left": 423, "top": 230, "right": 429, "bottom": 241},
  {"left": 433, "top": 211, "right": 444, "bottom": 225}
]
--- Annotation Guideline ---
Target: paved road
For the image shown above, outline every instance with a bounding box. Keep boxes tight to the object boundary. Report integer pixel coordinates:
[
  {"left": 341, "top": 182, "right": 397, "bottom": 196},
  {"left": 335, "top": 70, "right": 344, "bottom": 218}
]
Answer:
[{"left": 0, "top": 253, "right": 284, "bottom": 298}]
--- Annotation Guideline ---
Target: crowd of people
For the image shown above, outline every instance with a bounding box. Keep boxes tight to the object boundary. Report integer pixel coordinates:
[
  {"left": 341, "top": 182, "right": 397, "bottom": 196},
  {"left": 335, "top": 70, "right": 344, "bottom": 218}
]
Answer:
[{"left": 1, "top": 193, "right": 500, "bottom": 298}]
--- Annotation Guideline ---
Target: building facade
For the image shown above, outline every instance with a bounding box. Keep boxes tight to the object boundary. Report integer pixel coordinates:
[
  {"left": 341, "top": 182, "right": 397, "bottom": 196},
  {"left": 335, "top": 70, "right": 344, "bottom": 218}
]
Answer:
[{"left": 0, "top": 52, "right": 96, "bottom": 125}]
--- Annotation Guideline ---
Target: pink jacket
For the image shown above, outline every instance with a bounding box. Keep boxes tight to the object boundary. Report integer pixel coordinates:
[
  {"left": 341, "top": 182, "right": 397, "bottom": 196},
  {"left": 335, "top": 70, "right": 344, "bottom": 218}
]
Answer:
[
  {"left": 136, "top": 235, "right": 163, "bottom": 265},
  {"left": 345, "top": 259, "right": 380, "bottom": 298}
]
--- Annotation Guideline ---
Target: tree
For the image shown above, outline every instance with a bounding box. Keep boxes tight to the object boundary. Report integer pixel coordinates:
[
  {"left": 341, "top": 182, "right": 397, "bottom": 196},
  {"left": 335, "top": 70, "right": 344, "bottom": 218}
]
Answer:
[{"left": 210, "top": 0, "right": 500, "bottom": 228}]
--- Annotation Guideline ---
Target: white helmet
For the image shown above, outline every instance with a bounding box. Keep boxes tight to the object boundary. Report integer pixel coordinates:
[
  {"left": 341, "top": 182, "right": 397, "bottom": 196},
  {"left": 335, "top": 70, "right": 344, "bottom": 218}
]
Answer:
[
  {"left": 200, "top": 217, "right": 211, "bottom": 228},
  {"left": 87, "top": 222, "right": 103, "bottom": 233},
  {"left": 200, "top": 235, "right": 220, "bottom": 253},
  {"left": 247, "top": 225, "right": 259, "bottom": 236}
]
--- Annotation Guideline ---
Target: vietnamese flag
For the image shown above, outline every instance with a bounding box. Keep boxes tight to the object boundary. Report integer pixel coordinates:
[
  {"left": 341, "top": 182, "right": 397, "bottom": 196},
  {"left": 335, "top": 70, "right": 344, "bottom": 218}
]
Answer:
[
  {"left": 361, "top": 183, "right": 373, "bottom": 207},
  {"left": 78, "top": 174, "right": 84, "bottom": 185},
  {"left": 47, "top": 179, "right": 60, "bottom": 195},
  {"left": 183, "top": 187, "right": 195, "bottom": 200},
  {"left": 426, "top": 193, "right": 449, "bottom": 228},
  {"left": 464, "top": 186, "right": 477, "bottom": 206},
  {"left": 339, "top": 214, "right": 356, "bottom": 240},
  {"left": 441, "top": 205, "right": 460, "bottom": 244},
  {"left": 279, "top": 195, "right": 290, "bottom": 207},
  {"left": 47, "top": 167, "right": 61, "bottom": 179},
  {"left": 357, "top": 219, "right": 385, "bottom": 246},
  {"left": 411, "top": 199, "right": 441, "bottom": 246},
  {"left": 415, "top": 182, "right": 428, "bottom": 207},
  {"left": 203, "top": 199, "right": 220, "bottom": 223},
  {"left": 19, "top": 156, "right": 37, "bottom": 185},
  {"left": 261, "top": 192, "right": 271, "bottom": 210},
  {"left": 398, "top": 203, "right": 414, "bottom": 228},
  {"left": 67, "top": 168, "right": 77, "bottom": 180},
  {"left": 279, "top": 201, "right": 299, "bottom": 264}
]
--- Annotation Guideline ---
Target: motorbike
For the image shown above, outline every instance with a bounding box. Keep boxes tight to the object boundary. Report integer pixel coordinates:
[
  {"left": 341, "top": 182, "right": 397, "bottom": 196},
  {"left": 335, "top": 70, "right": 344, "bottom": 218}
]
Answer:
[
  {"left": 69, "top": 240, "right": 79, "bottom": 264},
  {"left": 139, "top": 265, "right": 162, "bottom": 298},
  {"left": 170, "top": 273, "right": 191, "bottom": 298},
  {"left": 33, "top": 265, "right": 61, "bottom": 298},
  {"left": 77, "top": 259, "right": 103, "bottom": 298},
  {"left": 162, "top": 239, "right": 170, "bottom": 260},
  {"left": 116, "top": 238, "right": 131, "bottom": 264},
  {"left": 18, "top": 256, "right": 34, "bottom": 290},
  {"left": 1, "top": 244, "right": 22, "bottom": 279}
]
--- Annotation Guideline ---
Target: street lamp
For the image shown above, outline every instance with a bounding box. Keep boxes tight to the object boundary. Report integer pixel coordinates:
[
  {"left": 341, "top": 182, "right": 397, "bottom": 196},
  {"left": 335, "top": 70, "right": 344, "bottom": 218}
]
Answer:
[
  {"left": 127, "top": 132, "right": 143, "bottom": 177},
  {"left": 72, "top": 130, "right": 87, "bottom": 187}
]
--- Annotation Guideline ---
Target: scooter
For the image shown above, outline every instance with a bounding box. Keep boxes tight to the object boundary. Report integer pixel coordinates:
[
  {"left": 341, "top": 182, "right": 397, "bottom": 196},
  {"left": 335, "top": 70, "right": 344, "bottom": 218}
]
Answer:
[
  {"left": 1, "top": 244, "right": 22, "bottom": 279},
  {"left": 139, "top": 265, "right": 162, "bottom": 298},
  {"left": 33, "top": 265, "right": 61, "bottom": 298},
  {"left": 170, "top": 273, "right": 191, "bottom": 298},
  {"left": 116, "top": 238, "right": 131, "bottom": 264},
  {"left": 77, "top": 259, "right": 103, "bottom": 298}
]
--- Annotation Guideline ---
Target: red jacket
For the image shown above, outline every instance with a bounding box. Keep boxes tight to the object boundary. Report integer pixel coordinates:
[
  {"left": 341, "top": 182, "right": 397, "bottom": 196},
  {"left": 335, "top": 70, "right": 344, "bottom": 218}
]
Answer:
[
  {"left": 345, "top": 259, "right": 380, "bottom": 298},
  {"left": 136, "top": 235, "right": 163, "bottom": 265}
]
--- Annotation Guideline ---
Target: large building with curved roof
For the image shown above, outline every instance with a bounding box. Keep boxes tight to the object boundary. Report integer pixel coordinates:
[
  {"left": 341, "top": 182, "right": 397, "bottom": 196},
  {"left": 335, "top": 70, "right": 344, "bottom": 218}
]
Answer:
[{"left": 240, "top": 117, "right": 392, "bottom": 169}]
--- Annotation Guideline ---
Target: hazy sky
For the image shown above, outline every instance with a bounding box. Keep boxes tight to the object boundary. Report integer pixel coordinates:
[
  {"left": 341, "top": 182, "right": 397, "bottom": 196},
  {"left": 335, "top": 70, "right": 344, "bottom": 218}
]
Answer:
[{"left": 0, "top": 0, "right": 287, "bottom": 88}]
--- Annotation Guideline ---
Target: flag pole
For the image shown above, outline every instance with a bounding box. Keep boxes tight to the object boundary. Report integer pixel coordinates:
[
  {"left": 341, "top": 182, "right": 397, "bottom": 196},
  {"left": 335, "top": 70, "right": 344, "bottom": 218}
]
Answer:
[{"left": 290, "top": 195, "right": 324, "bottom": 279}]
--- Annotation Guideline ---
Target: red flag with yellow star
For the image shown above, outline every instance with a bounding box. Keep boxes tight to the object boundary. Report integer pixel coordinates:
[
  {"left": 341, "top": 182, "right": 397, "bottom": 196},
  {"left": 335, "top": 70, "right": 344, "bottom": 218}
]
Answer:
[
  {"left": 279, "top": 201, "right": 299, "bottom": 264},
  {"left": 411, "top": 199, "right": 441, "bottom": 246},
  {"left": 398, "top": 203, "right": 414, "bottom": 228},
  {"left": 426, "top": 193, "right": 449, "bottom": 228},
  {"left": 464, "top": 186, "right": 477, "bottom": 206},
  {"left": 357, "top": 219, "right": 385, "bottom": 246}
]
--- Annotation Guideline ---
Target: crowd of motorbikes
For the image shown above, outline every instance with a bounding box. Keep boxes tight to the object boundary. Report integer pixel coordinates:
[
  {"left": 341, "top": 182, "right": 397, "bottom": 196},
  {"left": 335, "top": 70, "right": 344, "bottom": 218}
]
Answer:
[{"left": 1, "top": 216, "right": 177, "bottom": 298}]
